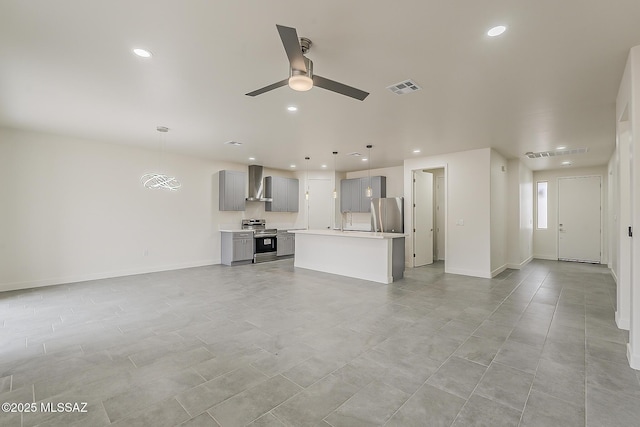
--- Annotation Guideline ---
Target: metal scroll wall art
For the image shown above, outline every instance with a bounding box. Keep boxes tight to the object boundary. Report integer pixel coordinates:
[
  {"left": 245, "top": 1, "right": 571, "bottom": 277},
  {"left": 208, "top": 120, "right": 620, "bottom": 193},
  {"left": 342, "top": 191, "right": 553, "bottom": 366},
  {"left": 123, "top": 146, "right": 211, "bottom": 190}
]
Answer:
[{"left": 140, "top": 173, "right": 181, "bottom": 191}]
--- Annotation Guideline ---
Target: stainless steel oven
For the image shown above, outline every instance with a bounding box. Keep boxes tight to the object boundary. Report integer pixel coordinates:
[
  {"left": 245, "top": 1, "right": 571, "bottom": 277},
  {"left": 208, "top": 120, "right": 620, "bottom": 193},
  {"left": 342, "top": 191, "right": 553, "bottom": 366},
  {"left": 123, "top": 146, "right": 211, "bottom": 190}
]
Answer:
[
  {"left": 254, "top": 233, "right": 277, "bottom": 262},
  {"left": 241, "top": 219, "right": 278, "bottom": 263}
]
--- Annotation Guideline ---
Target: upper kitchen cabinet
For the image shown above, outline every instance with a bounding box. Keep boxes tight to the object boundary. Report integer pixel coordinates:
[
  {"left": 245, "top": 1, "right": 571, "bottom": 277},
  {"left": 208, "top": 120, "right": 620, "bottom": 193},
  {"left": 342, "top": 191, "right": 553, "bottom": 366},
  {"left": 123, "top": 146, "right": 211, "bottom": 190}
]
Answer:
[
  {"left": 340, "top": 176, "right": 386, "bottom": 213},
  {"left": 265, "top": 176, "right": 299, "bottom": 212},
  {"left": 287, "top": 178, "right": 299, "bottom": 212},
  {"left": 219, "top": 170, "right": 246, "bottom": 211}
]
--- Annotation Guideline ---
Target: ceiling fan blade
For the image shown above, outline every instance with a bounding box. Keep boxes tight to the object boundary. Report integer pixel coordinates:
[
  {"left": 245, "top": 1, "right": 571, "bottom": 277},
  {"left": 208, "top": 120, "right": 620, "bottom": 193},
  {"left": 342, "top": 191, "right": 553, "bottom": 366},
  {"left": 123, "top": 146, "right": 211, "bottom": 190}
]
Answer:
[
  {"left": 276, "top": 25, "right": 307, "bottom": 73},
  {"left": 312, "top": 75, "right": 369, "bottom": 101},
  {"left": 245, "top": 79, "right": 288, "bottom": 97}
]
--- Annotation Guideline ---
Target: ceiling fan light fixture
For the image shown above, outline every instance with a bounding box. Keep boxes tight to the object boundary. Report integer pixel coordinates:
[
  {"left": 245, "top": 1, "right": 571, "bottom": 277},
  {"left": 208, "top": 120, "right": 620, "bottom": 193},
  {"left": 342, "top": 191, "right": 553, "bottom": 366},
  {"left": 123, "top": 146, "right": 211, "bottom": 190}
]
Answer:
[{"left": 288, "top": 75, "right": 313, "bottom": 91}]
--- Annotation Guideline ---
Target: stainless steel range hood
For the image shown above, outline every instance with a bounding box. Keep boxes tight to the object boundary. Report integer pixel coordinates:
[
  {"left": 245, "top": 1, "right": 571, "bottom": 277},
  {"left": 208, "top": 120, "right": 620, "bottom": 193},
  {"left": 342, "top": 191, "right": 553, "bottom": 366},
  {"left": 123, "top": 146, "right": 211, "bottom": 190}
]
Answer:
[{"left": 246, "top": 165, "right": 272, "bottom": 202}]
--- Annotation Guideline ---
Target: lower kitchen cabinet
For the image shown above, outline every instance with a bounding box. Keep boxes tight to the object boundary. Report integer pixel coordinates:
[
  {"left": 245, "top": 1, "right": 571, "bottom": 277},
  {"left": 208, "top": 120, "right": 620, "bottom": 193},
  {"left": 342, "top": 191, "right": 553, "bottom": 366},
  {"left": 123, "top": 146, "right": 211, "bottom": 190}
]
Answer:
[
  {"left": 277, "top": 231, "right": 295, "bottom": 256},
  {"left": 221, "top": 231, "right": 254, "bottom": 265}
]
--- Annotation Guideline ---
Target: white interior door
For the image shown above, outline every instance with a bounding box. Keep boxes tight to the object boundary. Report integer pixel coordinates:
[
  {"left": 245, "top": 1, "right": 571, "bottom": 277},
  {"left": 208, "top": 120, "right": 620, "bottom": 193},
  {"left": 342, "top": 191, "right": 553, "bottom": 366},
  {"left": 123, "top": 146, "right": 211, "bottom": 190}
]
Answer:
[
  {"left": 413, "top": 171, "right": 434, "bottom": 266},
  {"left": 617, "top": 125, "right": 632, "bottom": 328},
  {"left": 558, "top": 176, "right": 601, "bottom": 263},
  {"left": 308, "top": 179, "right": 333, "bottom": 230},
  {"left": 436, "top": 176, "right": 445, "bottom": 260}
]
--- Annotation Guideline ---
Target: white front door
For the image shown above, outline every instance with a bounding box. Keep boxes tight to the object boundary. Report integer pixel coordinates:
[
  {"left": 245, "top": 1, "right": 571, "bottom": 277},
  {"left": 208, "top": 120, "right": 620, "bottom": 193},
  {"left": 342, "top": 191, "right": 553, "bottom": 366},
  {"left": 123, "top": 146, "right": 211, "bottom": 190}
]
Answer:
[
  {"left": 436, "top": 175, "right": 445, "bottom": 261},
  {"left": 558, "top": 176, "right": 601, "bottom": 263},
  {"left": 413, "top": 171, "right": 434, "bottom": 266},
  {"left": 308, "top": 179, "right": 333, "bottom": 230}
]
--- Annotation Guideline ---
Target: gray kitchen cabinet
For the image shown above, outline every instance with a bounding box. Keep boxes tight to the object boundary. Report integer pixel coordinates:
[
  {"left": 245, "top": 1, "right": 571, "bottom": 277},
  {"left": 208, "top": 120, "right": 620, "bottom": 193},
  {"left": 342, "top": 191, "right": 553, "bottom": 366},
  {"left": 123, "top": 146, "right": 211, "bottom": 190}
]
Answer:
[
  {"left": 361, "top": 176, "right": 385, "bottom": 213},
  {"left": 287, "top": 178, "right": 299, "bottom": 212},
  {"left": 219, "top": 170, "right": 246, "bottom": 211},
  {"left": 340, "top": 178, "right": 353, "bottom": 213},
  {"left": 264, "top": 176, "right": 284, "bottom": 211},
  {"left": 350, "top": 178, "right": 364, "bottom": 212},
  {"left": 221, "top": 231, "right": 254, "bottom": 265},
  {"left": 277, "top": 231, "right": 295, "bottom": 256},
  {"left": 340, "top": 176, "right": 386, "bottom": 213},
  {"left": 265, "top": 176, "right": 299, "bottom": 212}
]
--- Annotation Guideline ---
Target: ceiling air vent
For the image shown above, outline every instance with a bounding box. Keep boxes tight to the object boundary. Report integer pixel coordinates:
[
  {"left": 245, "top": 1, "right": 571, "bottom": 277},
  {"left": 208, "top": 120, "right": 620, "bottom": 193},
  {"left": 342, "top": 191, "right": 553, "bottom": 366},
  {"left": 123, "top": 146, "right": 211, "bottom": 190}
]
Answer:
[
  {"left": 225, "top": 141, "right": 243, "bottom": 146},
  {"left": 525, "top": 147, "right": 588, "bottom": 159},
  {"left": 347, "top": 152, "right": 363, "bottom": 157},
  {"left": 387, "top": 79, "right": 421, "bottom": 95}
]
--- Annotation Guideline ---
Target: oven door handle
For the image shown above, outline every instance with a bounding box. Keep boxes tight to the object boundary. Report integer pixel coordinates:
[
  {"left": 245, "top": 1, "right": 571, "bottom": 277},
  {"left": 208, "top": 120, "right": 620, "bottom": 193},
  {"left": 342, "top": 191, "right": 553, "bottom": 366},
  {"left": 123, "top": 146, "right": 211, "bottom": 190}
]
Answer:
[{"left": 255, "top": 234, "right": 277, "bottom": 238}]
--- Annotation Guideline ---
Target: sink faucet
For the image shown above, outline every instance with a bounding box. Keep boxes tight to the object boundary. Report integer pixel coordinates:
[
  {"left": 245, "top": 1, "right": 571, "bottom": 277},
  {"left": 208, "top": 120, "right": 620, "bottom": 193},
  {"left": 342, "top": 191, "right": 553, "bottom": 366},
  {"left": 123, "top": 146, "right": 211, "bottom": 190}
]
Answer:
[{"left": 341, "top": 211, "right": 352, "bottom": 231}]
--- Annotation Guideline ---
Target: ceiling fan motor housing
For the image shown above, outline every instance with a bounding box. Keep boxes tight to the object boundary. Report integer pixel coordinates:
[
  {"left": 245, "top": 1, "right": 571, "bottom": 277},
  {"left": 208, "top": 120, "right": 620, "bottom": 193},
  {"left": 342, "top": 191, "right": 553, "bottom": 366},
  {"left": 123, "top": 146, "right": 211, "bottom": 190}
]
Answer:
[{"left": 290, "top": 57, "right": 313, "bottom": 78}]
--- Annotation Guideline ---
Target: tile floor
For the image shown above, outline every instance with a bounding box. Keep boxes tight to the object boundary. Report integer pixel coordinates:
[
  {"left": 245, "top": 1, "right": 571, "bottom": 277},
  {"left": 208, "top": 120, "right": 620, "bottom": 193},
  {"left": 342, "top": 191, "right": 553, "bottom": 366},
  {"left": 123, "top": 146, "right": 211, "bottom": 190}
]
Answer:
[{"left": 0, "top": 259, "right": 639, "bottom": 426}]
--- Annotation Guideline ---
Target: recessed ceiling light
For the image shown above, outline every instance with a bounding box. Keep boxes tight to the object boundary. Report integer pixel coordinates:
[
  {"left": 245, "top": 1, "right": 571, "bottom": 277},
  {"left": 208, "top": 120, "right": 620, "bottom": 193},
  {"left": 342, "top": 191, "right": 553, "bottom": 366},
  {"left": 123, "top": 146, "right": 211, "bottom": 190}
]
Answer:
[
  {"left": 557, "top": 145, "right": 567, "bottom": 150},
  {"left": 287, "top": 106, "right": 298, "bottom": 112},
  {"left": 133, "top": 48, "right": 152, "bottom": 58},
  {"left": 321, "top": 164, "right": 327, "bottom": 168},
  {"left": 362, "top": 158, "right": 368, "bottom": 162},
  {"left": 248, "top": 157, "right": 256, "bottom": 161},
  {"left": 562, "top": 161, "right": 572, "bottom": 166},
  {"left": 487, "top": 25, "right": 507, "bottom": 37},
  {"left": 290, "top": 164, "right": 296, "bottom": 168},
  {"left": 413, "top": 149, "right": 421, "bottom": 153}
]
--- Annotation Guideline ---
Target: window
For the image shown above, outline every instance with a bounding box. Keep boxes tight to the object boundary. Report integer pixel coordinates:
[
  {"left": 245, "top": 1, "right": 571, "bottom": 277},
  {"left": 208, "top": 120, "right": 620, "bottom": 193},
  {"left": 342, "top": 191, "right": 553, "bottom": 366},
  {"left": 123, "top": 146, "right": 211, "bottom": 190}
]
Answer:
[{"left": 537, "top": 181, "right": 548, "bottom": 229}]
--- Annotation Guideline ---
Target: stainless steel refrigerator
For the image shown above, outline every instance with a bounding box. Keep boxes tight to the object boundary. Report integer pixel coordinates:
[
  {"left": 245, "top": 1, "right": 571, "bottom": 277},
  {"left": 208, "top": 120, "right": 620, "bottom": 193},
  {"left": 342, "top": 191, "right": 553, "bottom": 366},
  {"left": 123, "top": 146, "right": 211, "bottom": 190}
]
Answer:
[{"left": 371, "top": 197, "right": 404, "bottom": 233}]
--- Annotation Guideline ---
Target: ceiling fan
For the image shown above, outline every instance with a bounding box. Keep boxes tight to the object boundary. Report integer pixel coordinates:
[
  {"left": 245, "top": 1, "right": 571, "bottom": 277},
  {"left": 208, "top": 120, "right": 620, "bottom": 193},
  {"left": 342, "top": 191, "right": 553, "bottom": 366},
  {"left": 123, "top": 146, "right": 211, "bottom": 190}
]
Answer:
[{"left": 246, "top": 25, "right": 369, "bottom": 101}]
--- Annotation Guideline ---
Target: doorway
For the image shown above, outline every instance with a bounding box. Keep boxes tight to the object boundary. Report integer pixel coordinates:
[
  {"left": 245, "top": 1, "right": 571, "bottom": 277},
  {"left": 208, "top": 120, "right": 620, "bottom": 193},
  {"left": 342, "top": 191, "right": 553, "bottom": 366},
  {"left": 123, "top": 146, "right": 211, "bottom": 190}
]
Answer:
[
  {"left": 412, "top": 167, "right": 446, "bottom": 268},
  {"left": 308, "top": 179, "right": 333, "bottom": 229},
  {"left": 558, "top": 176, "right": 602, "bottom": 263},
  {"left": 435, "top": 175, "right": 445, "bottom": 261},
  {"left": 413, "top": 171, "right": 433, "bottom": 266}
]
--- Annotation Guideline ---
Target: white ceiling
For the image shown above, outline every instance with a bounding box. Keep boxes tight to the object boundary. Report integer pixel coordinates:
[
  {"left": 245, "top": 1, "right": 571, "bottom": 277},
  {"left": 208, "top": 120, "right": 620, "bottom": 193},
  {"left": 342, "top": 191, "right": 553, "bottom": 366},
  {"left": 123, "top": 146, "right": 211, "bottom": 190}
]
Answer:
[{"left": 1, "top": 1, "right": 639, "bottom": 172}]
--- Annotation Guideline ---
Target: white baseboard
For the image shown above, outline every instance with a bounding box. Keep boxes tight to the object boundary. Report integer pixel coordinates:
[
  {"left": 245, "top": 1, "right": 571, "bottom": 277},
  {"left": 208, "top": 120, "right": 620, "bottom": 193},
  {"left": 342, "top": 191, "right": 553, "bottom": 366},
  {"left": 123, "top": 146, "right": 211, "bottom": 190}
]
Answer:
[
  {"left": 627, "top": 343, "right": 640, "bottom": 370},
  {"left": 611, "top": 268, "right": 618, "bottom": 284},
  {"left": 507, "top": 256, "right": 533, "bottom": 270},
  {"left": 533, "top": 254, "right": 558, "bottom": 261},
  {"left": 0, "top": 259, "right": 216, "bottom": 293},
  {"left": 445, "top": 267, "right": 492, "bottom": 279},
  {"left": 615, "top": 310, "right": 630, "bottom": 330},
  {"left": 491, "top": 265, "right": 508, "bottom": 278}
]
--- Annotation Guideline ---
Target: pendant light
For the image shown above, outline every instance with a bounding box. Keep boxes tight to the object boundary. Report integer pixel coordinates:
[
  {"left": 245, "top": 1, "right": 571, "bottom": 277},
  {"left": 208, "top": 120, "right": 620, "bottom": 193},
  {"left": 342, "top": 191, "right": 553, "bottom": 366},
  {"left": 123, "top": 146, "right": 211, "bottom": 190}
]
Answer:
[
  {"left": 365, "top": 144, "right": 373, "bottom": 198},
  {"left": 141, "top": 126, "right": 181, "bottom": 191},
  {"left": 305, "top": 156, "right": 310, "bottom": 200},
  {"left": 332, "top": 151, "right": 338, "bottom": 199}
]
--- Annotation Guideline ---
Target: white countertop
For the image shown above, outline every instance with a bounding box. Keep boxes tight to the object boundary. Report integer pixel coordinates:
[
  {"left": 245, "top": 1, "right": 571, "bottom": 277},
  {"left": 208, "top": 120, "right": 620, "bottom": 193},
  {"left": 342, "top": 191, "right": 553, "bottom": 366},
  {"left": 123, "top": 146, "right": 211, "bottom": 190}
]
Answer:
[
  {"left": 289, "top": 229, "right": 406, "bottom": 239},
  {"left": 220, "top": 229, "right": 300, "bottom": 233}
]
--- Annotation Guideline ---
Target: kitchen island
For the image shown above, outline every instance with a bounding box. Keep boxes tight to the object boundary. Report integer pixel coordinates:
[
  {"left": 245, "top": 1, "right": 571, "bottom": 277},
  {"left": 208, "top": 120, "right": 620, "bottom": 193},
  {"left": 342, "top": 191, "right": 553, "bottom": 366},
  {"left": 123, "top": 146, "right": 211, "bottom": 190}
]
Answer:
[{"left": 289, "top": 229, "right": 406, "bottom": 284}]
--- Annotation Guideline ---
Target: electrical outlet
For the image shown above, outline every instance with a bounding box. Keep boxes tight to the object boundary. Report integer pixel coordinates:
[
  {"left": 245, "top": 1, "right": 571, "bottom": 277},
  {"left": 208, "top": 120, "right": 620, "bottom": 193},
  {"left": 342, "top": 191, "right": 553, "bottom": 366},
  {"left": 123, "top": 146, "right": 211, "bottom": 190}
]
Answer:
[{"left": 143, "top": 249, "right": 149, "bottom": 256}]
